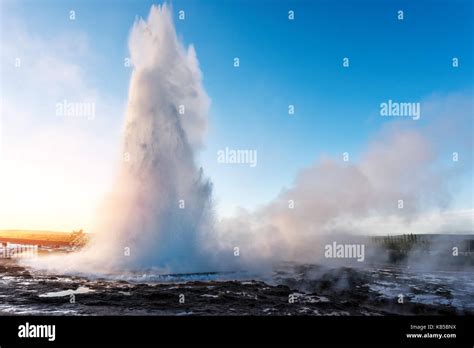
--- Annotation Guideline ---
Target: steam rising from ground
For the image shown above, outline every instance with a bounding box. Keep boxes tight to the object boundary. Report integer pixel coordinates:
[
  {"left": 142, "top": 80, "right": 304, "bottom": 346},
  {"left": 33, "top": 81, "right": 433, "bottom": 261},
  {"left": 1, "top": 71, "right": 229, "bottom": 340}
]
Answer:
[{"left": 218, "top": 109, "right": 472, "bottom": 268}]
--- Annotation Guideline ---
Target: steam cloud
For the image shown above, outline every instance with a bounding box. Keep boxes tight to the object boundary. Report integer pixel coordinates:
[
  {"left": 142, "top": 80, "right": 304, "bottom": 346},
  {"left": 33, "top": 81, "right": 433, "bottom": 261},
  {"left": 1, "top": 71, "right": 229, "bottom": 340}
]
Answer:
[
  {"left": 87, "top": 4, "right": 214, "bottom": 273},
  {"left": 218, "top": 113, "right": 472, "bottom": 268},
  {"left": 31, "top": 4, "right": 214, "bottom": 274}
]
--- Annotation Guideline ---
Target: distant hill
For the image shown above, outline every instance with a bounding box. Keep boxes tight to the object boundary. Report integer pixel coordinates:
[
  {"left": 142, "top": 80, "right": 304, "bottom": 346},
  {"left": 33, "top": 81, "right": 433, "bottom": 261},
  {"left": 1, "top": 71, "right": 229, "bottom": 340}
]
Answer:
[{"left": 0, "top": 229, "right": 89, "bottom": 247}]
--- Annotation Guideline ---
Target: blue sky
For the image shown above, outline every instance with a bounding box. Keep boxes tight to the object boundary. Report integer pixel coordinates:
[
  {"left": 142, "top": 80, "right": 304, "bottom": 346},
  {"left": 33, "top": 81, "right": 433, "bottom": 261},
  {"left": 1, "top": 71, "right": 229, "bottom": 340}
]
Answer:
[{"left": 0, "top": 0, "right": 472, "bottom": 230}]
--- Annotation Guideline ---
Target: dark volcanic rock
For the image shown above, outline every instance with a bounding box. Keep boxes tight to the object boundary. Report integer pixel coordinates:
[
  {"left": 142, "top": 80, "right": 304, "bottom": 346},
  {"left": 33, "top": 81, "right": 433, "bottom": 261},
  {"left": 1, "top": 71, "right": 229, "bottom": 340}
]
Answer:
[{"left": 0, "top": 260, "right": 472, "bottom": 316}]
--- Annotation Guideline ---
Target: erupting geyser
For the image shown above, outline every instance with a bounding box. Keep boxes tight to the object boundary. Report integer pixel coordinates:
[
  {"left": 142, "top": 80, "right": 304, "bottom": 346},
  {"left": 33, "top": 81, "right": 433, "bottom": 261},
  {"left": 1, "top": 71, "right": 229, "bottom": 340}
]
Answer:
[
  {"left": 31, "top": 4, "right": 215, "bottom": 274},
  {"left": 92, "top": 4, "right": 214, "bottom": 272}
]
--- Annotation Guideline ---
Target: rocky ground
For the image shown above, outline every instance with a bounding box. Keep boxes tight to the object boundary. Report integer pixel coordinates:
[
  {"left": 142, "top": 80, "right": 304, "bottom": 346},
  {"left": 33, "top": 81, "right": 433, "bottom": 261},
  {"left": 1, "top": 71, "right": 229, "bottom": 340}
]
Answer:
[{"left": 0, "top": 260, "right": 472, "bottom": 315}]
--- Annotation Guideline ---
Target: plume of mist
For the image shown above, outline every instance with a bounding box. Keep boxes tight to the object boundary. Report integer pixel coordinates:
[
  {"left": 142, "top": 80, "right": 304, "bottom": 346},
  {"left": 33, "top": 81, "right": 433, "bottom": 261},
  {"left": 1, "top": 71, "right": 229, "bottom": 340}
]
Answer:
[
  {"left": 87, "top": 4, "right": 214, "bottom": 273},
  {"left": 28, "top": 4, "right": 215, "bottom": 274},
  {"left": 217, "top": 95, "right": 473, "bottom": 270}
]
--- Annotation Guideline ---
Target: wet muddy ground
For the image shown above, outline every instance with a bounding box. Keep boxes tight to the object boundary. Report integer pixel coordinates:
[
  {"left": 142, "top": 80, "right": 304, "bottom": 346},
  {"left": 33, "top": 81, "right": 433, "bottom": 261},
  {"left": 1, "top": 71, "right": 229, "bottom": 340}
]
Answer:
[{"left": 0, "top": 261, "right": 472, "bottom": 315}]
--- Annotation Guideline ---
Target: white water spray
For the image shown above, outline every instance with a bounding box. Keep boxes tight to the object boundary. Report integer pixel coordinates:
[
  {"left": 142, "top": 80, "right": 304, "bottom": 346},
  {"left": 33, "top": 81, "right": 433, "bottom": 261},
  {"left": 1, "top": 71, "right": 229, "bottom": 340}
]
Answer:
[{"left": 30, "top": 4, "right": 214, "bottom": 274}]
